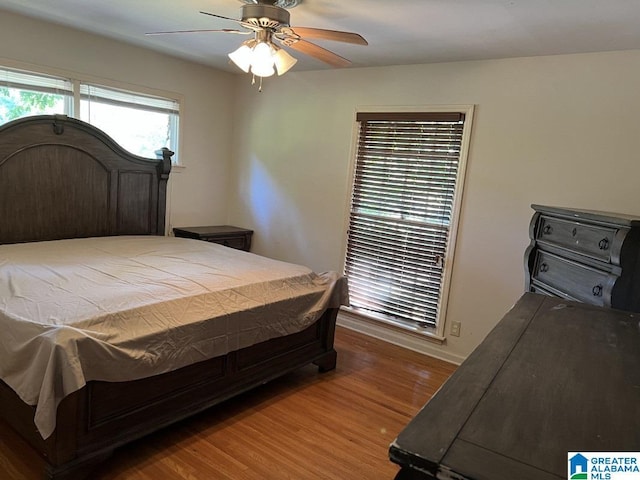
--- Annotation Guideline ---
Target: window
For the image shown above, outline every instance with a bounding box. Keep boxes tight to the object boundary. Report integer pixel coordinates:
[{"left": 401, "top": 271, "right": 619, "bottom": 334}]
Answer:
[
  {"left": 0, "top": 69, "right": 72, "bottom": 122},
  {"left": 344, "top": 109, "right": 472, "bottom": 337},
  {"left": 0, "top": 67, "right": 180, "bottom": 163},
  {"left": 80, "top": 84, "right": 179, "bottom": 160}
]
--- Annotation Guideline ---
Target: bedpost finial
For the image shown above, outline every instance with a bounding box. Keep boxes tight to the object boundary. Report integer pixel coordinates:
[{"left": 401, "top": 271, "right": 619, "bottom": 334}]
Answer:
[
  {"left": 155, "top": 148, "right": 173, "bottom": 177},
  {"left": 52, "top": 115, "right": 66, "bottom": 135}
]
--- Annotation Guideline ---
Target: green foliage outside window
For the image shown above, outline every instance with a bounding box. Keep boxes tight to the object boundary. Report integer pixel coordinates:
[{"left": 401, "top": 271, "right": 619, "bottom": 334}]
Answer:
[{"left": 0, "top": 88, "right": 63, "bottom": 123}]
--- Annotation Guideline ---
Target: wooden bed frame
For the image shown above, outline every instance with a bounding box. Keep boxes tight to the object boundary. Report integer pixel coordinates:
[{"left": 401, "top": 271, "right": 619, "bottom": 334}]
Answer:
[{"left": 0, "top": 115, "right": 339, "bottom": 479}]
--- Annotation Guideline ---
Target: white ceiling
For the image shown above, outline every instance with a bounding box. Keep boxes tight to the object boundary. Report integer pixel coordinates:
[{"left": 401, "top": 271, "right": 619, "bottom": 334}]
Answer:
[{"left": 2, "top": 0, "right": 640, "bottom": 74}]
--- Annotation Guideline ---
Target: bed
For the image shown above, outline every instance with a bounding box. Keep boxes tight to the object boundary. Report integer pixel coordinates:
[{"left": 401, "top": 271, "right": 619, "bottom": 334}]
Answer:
[{"left": 0, "top": 115, "right": 346, "bottom": 479}]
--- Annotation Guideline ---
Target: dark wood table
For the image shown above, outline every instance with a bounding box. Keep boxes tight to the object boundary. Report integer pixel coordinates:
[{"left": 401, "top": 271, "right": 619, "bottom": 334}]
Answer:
[{"left": 389, "top": 293, "right": 640, "bottom": 480}]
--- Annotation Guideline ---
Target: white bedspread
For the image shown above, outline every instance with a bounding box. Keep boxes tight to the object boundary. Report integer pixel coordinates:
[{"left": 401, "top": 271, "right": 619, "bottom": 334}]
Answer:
[{"left": 0, "top": 236, "right": 347, "bottom": 439}]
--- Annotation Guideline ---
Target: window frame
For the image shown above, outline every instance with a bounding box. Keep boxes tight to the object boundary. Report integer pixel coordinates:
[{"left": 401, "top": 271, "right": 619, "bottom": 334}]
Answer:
[
  {"left": 0, "top": 64, "right": 182, "bottom": 165},
  {"left": 342, "top": 105, "right": 475, "bottom": 340}
]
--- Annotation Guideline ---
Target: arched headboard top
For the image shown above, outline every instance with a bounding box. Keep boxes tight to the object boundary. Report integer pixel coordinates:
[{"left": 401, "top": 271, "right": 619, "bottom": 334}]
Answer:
[{"left": 0, "top": 115, "right": 172, "bottom": 245}]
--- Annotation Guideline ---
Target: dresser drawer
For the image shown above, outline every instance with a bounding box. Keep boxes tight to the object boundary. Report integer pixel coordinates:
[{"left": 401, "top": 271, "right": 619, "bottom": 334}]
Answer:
[
  {"left": 532, "top": 250, "right": 614, "bottom": 306},
  {"left": 537, "top": 215, "right": 617, "bottom": 262}
]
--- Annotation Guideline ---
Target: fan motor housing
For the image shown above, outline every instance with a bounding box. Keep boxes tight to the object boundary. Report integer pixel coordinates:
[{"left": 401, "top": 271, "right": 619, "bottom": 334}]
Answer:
[
  {"left": 241, "top": 4, "right": 290, "bottom": 28},
  {"left": 240, "top": 0, "right": 300, "bottom": 8}
]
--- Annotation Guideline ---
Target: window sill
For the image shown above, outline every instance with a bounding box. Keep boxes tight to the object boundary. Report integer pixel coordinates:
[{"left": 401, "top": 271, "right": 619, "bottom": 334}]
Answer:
[
  {"left": 338, "top": 307, "right": 463, "bottom": 365},
  {"left": 340, "top": 306, "right": 445, "bottom": 343}
]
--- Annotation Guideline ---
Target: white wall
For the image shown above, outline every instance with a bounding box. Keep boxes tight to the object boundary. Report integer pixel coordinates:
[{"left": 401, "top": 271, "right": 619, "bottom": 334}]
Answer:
[
  {"left": 0, "top": 10, "right": 236, "bottom": 231},
  {"left": 229, "top": 50, "right": 640, "bottom": 362}
]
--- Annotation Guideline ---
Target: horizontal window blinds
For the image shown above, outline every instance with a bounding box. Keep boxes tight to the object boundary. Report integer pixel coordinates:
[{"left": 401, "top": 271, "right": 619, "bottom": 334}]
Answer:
[
  {"left": 345, "top": 112, "right": 465, "bottom": 328},
  {"left": 80, "top": 84, "right": 179, "bottom": 115},
  {"left": 0, "top": 68, "right": 72, "bottom": 95}
]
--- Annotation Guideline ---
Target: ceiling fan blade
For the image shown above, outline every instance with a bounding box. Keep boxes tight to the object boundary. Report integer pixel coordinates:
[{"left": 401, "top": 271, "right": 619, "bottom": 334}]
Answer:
[
  {"left": 145, "top": 29, "right": 251, "bottom": 36},
  {"left": 285, "top": 39, "right": 351, "bottom": 68},
  {"left": 199, "top": 10, "right": 259, "bottom": 31},
  {"left": 199, "top": 10, "right": 241, "bottom": 23},
  {"left": 286, "top": 27, "right": 368, "bottom": 45}
]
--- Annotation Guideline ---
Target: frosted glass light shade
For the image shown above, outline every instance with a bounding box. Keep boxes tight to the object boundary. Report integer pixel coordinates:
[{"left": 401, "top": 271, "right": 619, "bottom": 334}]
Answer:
[
  {"left": 250, "top": 63, "right": 275, "bottom": 77},
  {"left": 250, "top": 42, "right": 276, "bottom": 77},
  {"left": 274, "top": 48, "right": 297, "bottom": 75},
  {"left": 228, "top": 45, "right": 253, "bottom": 73}
]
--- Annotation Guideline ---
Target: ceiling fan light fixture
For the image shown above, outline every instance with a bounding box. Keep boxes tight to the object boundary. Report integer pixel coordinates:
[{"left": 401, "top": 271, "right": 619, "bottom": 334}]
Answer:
[
  {"left": 273, "top": 47, "right": 297, "bottom": 75},
  {"left": 229, "top": 38, "right": 285, "bottom": 78}
]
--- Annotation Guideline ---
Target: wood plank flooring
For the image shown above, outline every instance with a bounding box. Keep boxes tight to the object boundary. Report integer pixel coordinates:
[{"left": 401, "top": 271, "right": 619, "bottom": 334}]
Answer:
[{"left": 0, "top": 326, "right": 457, "bottom": 480}]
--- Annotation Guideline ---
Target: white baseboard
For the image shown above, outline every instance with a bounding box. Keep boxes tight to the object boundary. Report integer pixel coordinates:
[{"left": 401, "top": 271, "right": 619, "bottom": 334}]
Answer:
[{"left": 337, "top": 311, "right": 464, "bottom": 366}]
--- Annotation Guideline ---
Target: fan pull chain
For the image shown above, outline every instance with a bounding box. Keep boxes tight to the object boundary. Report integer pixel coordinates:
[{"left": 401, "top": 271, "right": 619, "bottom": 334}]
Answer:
[
  {"left": 248, "top": 74, "right": 265, "bottom": 92},
  {"left": 250, "top": 74, "right": 264, "bottom": 92}
]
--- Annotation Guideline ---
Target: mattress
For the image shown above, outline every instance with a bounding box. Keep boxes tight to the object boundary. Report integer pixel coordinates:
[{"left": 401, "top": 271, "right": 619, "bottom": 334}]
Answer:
[{"left": 0, "top": 236, "right": 348, "bottom": 439}]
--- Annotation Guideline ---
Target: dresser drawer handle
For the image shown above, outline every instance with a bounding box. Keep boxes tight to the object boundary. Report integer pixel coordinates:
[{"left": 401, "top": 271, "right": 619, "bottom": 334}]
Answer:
[
  {"left": 539, "top": 263, "right": 549, "bottom": 273},
  {"left": 542, "top": 224, "right": 553, "bottom": 235},
  {"left": 598, "top": 238, "right": 609, "bottom": 250},
  {"left": 592, "top": 284, "right": 603, "bottom": 297}
]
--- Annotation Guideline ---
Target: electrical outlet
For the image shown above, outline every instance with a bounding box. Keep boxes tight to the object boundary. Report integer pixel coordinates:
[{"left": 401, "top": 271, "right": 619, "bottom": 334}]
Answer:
[{"left": 450, "top": 321, "right": 461, "bottom": 337}]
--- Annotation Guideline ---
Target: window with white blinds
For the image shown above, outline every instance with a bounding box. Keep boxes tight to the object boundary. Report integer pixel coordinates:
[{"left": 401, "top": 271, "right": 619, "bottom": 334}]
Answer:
[
  {"left": 344, "top": 111, "right": 468, "bottom": 332},
  {"left": 0, "top": 68, "right": 72, "bottom": 122},
  {"left": 0, "top": 66, "right": 180, "bottom": 163},
  {"left": 80, "top": 83, "right": 179, "bottom": 160}
]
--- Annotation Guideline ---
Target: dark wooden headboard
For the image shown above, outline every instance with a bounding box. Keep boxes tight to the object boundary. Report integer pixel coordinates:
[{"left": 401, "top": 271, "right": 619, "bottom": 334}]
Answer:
[{"left": 0, "top": 115, "right": 172, "bottom": 244}]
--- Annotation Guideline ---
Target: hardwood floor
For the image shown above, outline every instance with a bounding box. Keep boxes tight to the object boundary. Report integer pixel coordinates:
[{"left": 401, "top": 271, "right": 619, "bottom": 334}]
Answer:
[{"left": 0, "top": 326, "right": 456, "bottom": 480}]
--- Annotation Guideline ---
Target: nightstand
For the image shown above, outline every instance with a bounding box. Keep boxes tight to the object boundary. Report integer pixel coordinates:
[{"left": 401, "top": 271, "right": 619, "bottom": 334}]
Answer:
[{"left": 173, "top": 225, "right": 253, "bottom": 252}]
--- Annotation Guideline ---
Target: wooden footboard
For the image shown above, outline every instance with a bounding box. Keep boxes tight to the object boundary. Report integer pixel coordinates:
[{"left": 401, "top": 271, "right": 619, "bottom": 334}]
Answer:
[{"left": 0, "top": 308, "right": 338, "bottom": 480}]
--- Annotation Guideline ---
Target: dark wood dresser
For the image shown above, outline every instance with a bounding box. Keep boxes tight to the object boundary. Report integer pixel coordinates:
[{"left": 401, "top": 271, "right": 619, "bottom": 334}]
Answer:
[
  {"left": 525, "top": 204, "right": 640, "bottom": 312},
  {"left": 173, "top": 225, "right": 253, "bottom": 251}
]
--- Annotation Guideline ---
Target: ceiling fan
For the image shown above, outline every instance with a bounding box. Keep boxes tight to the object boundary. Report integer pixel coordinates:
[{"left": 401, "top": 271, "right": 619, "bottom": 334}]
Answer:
[{"left": 146, "top": 0, "right": 367, "bottom": 83}]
